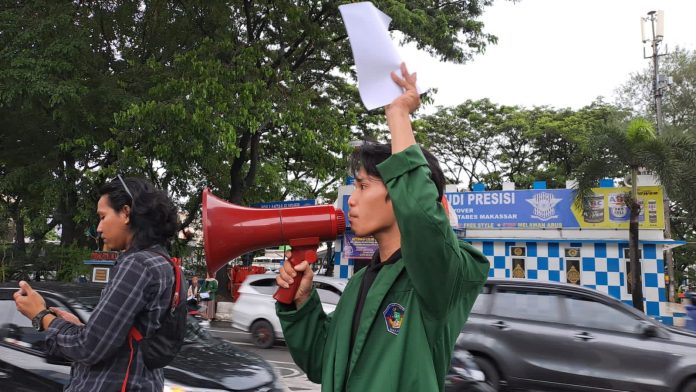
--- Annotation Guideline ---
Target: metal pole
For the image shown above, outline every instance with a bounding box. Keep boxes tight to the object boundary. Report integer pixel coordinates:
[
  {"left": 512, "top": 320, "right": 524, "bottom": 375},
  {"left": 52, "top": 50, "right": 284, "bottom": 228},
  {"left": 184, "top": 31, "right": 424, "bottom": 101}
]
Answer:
[
  {"left": 646, "top": 11, "right": 674, "bottom": 302},
  {"left": 651, "top": 13, "right": 664, "bottom": 134}
]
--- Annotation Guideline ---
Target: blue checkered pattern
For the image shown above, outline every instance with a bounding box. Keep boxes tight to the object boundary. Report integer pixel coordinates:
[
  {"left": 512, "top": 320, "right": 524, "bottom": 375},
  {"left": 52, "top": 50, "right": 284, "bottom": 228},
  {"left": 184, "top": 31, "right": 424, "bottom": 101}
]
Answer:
[
  {"left": 333, "top": 237, "right": 679, "bottom": 325},
  {"left": 469, "top": 240, "right": 672, "bottom": 323}
]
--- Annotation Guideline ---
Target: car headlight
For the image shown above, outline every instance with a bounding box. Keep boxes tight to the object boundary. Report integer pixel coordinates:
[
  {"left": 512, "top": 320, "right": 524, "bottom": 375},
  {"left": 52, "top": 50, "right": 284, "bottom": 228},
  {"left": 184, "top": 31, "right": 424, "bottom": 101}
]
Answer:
[{"left": 164, "top": 383, "right": 227, "bottom": 392}]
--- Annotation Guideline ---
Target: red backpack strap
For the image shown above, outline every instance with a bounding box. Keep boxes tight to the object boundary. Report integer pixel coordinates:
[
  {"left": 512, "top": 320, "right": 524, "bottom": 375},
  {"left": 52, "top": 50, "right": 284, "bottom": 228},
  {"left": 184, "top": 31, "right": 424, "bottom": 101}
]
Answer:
[
  {"left": 170, "top": 256, "right": 182, "bottom": 310},
  {"left": 121, "top": 326, "right": 143, "bottom": 392}
]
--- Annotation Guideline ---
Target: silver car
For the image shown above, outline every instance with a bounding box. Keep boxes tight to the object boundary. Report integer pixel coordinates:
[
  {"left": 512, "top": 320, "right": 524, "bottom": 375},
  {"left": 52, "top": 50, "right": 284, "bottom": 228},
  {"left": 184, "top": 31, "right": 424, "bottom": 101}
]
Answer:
[
  {"left": 231, "top": 273, "right": 346, "bottom": 348},
  {"left": 457, "top": 279, "right": 696, "bottom": 392}
]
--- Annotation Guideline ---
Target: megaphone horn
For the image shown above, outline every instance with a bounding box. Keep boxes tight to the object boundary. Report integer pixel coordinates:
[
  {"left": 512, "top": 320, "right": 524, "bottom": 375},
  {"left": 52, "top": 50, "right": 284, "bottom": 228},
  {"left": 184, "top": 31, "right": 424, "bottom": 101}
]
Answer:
[{"left": 202, "top": 188, "right": 346, "bottom": 303}]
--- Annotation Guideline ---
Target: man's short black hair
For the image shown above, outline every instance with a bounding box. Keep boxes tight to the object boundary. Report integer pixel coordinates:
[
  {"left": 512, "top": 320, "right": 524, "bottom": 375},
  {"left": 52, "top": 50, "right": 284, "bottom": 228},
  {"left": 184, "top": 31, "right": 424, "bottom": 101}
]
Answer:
[
  {"left": 99, "top": 177, "right": 178, "bottom": 250},
  {"left": 348, "top": 143, "right": 446, "bottom": 201}
]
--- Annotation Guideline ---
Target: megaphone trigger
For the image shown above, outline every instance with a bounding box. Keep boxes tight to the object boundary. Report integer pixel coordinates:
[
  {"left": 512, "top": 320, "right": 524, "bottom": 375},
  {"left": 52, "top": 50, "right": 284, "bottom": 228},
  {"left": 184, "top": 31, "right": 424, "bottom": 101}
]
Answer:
[{"left": 273, "top": 237, "right": 320, "bottom": 304}]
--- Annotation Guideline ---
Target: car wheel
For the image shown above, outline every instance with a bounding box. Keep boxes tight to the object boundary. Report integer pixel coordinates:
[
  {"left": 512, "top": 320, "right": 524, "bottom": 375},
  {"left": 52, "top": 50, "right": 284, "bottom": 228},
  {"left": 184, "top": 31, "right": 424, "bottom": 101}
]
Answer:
[
  {"left": 681, "top": 379, "right": 696, "bottom": 392},
  {"left": 250, "top": 320, "right": 275, "bottom": 349},
  {"left": 473, "top": 356, "right": 501, "bottom": 390}
]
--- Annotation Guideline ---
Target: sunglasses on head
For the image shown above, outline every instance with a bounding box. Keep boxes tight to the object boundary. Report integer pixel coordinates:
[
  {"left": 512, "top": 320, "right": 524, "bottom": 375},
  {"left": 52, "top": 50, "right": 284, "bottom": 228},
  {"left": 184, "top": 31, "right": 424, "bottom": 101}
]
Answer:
[{"left": 116, "top": 174, "right": 135, "bottom": 209}]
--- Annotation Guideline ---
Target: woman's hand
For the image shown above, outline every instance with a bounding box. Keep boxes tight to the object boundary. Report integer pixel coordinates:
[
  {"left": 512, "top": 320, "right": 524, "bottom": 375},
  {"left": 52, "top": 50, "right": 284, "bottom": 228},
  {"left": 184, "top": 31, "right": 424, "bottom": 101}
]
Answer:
[{"left": 13, "top": 281, "right": 47, "bottom": 320}]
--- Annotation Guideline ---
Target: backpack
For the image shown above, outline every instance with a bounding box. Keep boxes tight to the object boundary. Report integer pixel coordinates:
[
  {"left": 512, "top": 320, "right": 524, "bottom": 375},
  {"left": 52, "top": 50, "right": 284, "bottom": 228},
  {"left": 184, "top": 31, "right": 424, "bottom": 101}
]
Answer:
[{"left": 121, "top": 253, "right": 187, "bottom": 390}]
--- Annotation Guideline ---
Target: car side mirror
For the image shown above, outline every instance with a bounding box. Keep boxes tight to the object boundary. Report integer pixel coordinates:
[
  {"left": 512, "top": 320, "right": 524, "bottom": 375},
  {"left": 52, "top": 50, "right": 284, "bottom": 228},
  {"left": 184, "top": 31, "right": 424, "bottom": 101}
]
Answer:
[{"left": 638, "top": 321, "right": 658, "bottom": 338}]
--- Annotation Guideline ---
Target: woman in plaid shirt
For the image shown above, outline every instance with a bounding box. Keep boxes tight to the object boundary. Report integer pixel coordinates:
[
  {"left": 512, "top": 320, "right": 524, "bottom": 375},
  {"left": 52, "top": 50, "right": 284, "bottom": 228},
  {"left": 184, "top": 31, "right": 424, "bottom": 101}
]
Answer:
[{"left": 14, "top": 177, "right": 179, "bottom": 391}]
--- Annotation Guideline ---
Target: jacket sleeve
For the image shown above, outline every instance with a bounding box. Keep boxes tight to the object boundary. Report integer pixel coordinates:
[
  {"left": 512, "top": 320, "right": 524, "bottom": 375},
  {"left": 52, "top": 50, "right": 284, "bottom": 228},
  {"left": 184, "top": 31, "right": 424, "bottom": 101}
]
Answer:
[
  {"left": 44, "top": 255, "right": 155, "bottom": 364},
  {"left": 276, "top": 289, "right": 331, "bottom": 383},
  {"left": 377, "top": 145, "right": 489, "bottom": 320}
]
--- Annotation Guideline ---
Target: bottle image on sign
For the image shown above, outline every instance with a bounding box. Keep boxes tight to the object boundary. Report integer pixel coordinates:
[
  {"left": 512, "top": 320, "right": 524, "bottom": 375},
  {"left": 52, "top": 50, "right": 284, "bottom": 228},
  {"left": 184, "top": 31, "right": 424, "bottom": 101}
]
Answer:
[
  {"left": 583, "top": 194, "right": 604, "bottom": 223},
  {"left": 608, "top": 193, "right": 629, "bottom": 222},
  {"left": 648, "top": 199, "right": 658, "bottom": 224}
]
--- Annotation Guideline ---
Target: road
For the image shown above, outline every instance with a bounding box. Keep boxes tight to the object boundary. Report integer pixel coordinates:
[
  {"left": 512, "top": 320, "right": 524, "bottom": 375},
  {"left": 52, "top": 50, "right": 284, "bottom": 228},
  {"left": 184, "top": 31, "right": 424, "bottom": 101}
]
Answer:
[{"left": 208, "top": 321, "right": 320, "bottom": 391}]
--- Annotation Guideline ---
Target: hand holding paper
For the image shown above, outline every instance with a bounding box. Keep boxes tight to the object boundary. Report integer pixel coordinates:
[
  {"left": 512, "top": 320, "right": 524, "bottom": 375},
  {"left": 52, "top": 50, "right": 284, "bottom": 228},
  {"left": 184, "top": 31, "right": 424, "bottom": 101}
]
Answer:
[
  {"left": 339, "top": 2, "right": 423, "bottom": 110},
  {"left": 388, "top": 63, "right": 420, "bottom": 115}
]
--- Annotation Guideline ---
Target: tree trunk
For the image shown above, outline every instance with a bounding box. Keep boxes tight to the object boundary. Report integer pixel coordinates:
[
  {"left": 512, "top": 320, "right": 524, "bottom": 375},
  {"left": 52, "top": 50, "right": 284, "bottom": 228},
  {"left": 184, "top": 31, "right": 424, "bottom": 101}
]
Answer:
[
  {"left": 59, "top": 156, "right": 79, "bottom": 246},
  {"left": 629, "top": 189, "right": 644, "bottom": 312},
  {"left": 10, "top": 200, "right": 26, "bottom": 254}
]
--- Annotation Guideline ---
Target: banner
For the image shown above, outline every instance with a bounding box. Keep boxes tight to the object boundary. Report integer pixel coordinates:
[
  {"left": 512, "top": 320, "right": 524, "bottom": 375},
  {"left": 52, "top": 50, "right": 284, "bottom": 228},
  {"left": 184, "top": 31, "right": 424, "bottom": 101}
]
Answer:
[
  {"left": 445, "top": 186, "right": 664, "bottom": 229},
  {"left": 343, "top": 233, "right": 379, "bottom": 259},
  {"left": 251, "top": 199, "right": 315, "bottom": 209}
]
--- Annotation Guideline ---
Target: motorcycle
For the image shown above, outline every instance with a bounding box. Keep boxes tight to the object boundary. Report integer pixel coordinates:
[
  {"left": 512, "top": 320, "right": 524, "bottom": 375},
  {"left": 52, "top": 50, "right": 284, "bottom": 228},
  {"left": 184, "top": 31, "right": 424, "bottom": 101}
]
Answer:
[{"left": 445, "top": 349, "right": 497, "bottom": 392}]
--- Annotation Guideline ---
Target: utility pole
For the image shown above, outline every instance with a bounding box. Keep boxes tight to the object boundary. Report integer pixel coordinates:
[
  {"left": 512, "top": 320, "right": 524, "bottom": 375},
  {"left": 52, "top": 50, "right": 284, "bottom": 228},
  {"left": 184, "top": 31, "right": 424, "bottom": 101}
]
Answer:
[{"left": 642, "top": 10, "right": 675, "bottom": 302}]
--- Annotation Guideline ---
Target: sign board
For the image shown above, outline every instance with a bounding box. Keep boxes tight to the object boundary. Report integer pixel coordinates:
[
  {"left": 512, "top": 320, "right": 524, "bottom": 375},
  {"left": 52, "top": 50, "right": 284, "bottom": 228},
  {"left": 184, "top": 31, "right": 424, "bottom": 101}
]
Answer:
[
  {"left": 445, "top": 186, "right": 664, "bottom": 229},
  {"left": 92, "top": 267, "right": 110, "bottom": 283},
  {"left": 343, "top": 233, "right": 378, "bottom": 259},
  {"left": 251, "top": 199, "right": 316, "bottom": 209}
]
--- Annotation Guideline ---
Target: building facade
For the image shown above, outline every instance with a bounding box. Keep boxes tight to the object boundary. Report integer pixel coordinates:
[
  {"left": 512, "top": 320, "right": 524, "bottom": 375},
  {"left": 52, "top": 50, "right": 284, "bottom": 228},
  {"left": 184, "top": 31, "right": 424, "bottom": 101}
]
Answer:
[{"left": 333, "top": 180, "right": 686, "bottom": 325}]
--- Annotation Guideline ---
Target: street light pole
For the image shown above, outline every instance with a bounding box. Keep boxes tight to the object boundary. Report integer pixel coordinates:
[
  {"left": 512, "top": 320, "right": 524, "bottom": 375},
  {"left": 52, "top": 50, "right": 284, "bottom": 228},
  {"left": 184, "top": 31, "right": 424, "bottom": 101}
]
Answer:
[{"left": 642, "top": 10, "right": 675, "bottom": 302}]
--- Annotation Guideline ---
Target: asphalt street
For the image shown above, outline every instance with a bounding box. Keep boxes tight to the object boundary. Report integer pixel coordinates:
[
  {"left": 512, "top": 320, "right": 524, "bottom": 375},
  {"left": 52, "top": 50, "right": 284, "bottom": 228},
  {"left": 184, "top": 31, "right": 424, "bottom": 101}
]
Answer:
[{"left": 208, "top": 322, "right": 320, "bottom": 391}]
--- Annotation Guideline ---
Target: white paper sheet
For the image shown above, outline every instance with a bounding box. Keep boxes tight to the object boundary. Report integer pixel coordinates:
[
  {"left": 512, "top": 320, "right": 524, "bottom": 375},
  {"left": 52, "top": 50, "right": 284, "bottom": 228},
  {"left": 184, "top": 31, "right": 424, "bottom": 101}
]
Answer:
[{"left": 339, "top": 2, "right": 421, "bottom": 110}]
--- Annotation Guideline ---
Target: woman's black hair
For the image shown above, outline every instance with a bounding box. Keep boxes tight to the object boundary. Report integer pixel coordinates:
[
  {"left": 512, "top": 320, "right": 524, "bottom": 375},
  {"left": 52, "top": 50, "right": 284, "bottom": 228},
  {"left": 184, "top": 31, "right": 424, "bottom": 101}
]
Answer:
[
  {"left": 99, "top": 177, "right": 178, "bottom": 250},
  {"left": 348, "top": 143, "right": 446, "bottom": 201}
]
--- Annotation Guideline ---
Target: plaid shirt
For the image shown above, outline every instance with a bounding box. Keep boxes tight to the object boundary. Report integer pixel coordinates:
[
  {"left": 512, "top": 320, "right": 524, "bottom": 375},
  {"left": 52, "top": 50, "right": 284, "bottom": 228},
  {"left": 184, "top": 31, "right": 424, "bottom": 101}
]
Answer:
[{"left": 45, "top": 246, "right": 176, "bottom": 391}]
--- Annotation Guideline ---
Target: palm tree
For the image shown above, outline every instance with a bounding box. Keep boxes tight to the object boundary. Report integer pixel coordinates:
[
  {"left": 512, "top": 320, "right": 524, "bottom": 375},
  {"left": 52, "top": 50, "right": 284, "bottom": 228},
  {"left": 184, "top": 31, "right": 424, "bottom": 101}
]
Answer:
[{"left": 572, "top": 118, "right": 696, "bottom": 311}]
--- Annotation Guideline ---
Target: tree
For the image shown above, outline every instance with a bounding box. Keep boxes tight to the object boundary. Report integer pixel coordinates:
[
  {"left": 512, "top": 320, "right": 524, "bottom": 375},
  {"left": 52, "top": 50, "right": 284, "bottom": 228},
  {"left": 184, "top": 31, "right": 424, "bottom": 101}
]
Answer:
[
  {"left": 416, "top": 99, "right": 503, "bottom": 188},
  {"left": 670, "top": 204, "right": 696, "bottom": 288},
  {"left": 572, "top": 118, "right": 696, "bottom": 311},
  {"left": 112, "top": 0, "right": 502, "bottom": 208},
  {"left": 0, "top": 0, "right": 129, "bottom": 249},
  {"left": 616, "top": 47, "right": 696, "bottom": 133},
  {"left": 416, "top": 100, "right": 620, "bottom": 191}
]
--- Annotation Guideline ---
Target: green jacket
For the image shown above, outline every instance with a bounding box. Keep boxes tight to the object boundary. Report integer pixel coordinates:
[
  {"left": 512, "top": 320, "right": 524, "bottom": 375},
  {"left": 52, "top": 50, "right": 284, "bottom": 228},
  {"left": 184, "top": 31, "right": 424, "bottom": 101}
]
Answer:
[
  {"left": 201, "top": 278, "right": 218, "bottom": 301},
  {"left": 277, "top": 145, "right": 489, "bottom": 392}
]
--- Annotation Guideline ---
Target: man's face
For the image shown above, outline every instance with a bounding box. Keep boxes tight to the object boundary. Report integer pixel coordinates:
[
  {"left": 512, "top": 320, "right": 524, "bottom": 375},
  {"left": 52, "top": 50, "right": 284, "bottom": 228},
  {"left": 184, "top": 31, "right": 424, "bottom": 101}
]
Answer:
[
  {"left": 96, "top": 195, "right": 131, "bottom": 251},
  {"left": 347, "top": 167, "right": 396, "bottom": 237},
  {"left": 192, "top": 276, "right": 199, "bottom": 285}
]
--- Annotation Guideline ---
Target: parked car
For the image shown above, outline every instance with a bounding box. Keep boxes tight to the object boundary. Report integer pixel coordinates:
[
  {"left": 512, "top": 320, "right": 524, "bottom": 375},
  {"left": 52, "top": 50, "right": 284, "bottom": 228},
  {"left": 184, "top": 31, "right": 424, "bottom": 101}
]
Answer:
[
  {"left": 232, "top": 274, "right": 346, "bottom": 348},
  {"left": 0, "top": 282, "right": 286, "bottom": 391},
  {"left": 456, "top": 278, "right": 696, "bottom": 392}
]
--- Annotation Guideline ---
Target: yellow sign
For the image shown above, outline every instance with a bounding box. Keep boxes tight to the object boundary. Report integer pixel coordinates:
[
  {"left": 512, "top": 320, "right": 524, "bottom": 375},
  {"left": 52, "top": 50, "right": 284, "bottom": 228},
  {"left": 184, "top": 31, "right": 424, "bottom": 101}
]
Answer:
[{"left": 570, "top": 186, "right": 664, "bottom": 229}]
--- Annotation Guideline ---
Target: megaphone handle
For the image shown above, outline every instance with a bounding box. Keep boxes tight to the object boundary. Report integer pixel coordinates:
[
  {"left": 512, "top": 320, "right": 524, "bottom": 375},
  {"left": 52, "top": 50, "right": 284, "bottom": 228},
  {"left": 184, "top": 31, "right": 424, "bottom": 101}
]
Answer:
[{"left": 273, "top": 245, "right": 318, "bottom": 305}]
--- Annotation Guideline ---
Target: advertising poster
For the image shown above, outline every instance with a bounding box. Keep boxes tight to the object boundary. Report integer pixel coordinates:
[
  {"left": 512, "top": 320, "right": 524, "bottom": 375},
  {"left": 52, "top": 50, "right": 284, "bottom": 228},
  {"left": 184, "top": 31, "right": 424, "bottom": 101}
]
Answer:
[
  {"left": 445, "top": 186, "right": 663, "bottom": 230},
  {"left": 343, "top": 233, "right": 378, "bottom": 259}
]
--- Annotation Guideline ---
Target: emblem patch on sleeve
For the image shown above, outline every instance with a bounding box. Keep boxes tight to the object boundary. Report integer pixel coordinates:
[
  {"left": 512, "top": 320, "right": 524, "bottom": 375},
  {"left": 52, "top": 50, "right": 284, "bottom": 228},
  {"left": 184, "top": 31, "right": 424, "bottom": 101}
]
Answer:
[{"left": 383, "top": 303, "right": 405, "bottom": 335}]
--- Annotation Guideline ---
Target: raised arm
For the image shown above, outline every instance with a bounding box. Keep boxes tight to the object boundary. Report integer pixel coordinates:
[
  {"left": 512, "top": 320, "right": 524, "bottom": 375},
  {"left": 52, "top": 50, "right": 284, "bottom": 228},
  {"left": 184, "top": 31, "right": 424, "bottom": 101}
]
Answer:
[
  {"left": 380, "top": 64, "right": 489, "bottom": 319},
  {"left": 386, "top": 63, "right": 419, "bottom": 153}
]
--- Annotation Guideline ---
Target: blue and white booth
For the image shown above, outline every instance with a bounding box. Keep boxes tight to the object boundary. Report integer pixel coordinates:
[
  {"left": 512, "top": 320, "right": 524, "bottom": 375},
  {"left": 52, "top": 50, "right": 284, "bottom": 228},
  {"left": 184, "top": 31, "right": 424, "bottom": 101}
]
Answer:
[{"left": 333, "top": 179, "right": 686, "bottom": 325}]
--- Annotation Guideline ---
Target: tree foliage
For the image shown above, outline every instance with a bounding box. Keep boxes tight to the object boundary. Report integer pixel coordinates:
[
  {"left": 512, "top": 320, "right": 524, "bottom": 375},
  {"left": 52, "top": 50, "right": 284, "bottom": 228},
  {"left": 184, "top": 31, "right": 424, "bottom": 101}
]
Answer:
[
  {"left": 417, "top": 100, "right": 622, "bottom": 190},
  {"left": 0, "top": 0, "right": 501, "bottom": 280}
]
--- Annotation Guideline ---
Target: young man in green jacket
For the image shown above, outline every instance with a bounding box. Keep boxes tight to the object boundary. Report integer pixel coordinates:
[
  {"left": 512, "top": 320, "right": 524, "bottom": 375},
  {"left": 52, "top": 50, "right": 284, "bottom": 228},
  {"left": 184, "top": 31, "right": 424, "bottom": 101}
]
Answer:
[{"left": 276, "top": 63, "right": 490, "bottom": 392}]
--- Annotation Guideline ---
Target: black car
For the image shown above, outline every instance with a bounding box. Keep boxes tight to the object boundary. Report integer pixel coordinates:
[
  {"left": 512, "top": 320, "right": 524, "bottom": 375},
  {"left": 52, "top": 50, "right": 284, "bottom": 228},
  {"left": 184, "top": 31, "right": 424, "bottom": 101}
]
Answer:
[
  {"left": 0, "top": 282, "right": 285, "bottom": 391},
  {"left": 456, "top": 279, "right": 696, "bottom": 392}
]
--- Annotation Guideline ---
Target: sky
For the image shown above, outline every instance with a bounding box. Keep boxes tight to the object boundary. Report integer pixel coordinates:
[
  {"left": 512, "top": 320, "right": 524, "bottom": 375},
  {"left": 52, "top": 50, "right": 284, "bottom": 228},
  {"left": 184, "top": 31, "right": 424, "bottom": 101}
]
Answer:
[{"left": 398, "top": 0, "right": 696, "bottom": 110}]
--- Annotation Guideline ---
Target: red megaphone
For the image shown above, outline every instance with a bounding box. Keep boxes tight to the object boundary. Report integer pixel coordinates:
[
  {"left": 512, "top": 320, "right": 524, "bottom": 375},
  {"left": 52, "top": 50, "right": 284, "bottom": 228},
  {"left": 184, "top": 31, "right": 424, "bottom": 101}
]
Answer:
[{"left": 202, "top": 188, "right": 346, "bottom": 304}]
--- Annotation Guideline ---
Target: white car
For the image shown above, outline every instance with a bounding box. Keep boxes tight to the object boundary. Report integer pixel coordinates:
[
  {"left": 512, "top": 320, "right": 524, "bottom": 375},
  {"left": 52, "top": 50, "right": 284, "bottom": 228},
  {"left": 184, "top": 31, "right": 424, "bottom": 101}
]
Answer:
[{"left": 232, "top": 274, "right": 347, "bottom": 348}]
